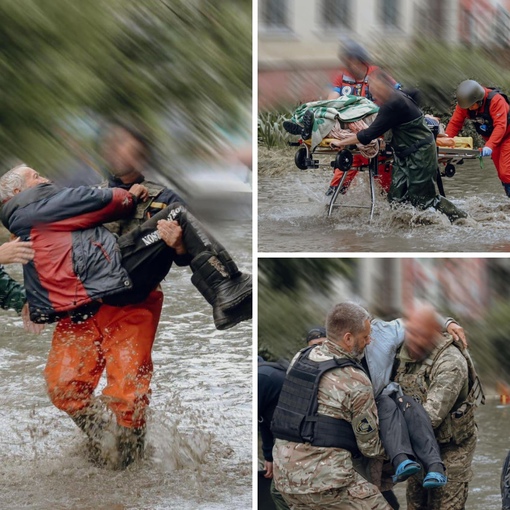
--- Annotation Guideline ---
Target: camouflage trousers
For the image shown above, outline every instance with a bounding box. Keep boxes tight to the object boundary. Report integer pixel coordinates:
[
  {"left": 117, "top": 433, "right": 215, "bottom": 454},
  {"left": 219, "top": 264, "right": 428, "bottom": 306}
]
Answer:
[
  {"left": 281, "top": 472, "right": 391, "bottom": 510},
  {"left": 406, "top": 432, "right": 477, "bottom": 510},
  {"left": 271, "top": 478, "right": 291, "bottom": 510}
]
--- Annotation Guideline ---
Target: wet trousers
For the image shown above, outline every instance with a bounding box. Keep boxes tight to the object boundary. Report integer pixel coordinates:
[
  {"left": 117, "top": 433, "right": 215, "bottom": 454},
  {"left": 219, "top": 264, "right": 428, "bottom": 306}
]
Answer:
[
  {"left": 105, "top": 202, "right": 229, "bottom": 307},
  {"left": 406, "top": 432, "right": 477, "bottom": 510},
  {"left": 377, "top": 394, "right": 443, "bottom": 471},
  {"left": 490, "top": 135, "right": 510, "bottom": 186},
  {"left": 44, "top": 289, "right": 163, "bottom": 429}
]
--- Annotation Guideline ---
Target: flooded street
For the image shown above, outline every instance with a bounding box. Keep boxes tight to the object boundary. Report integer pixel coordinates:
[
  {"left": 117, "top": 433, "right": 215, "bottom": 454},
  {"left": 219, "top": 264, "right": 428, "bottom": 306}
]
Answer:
[
  {"left": 258, "top": 148, "right": 510, "bottom": 252},
  {"left": 0, "top": 220, "right": 252, "bottom": 510},
  {"left": 394, "top": 399, "right": 510, "bottom": 509}
]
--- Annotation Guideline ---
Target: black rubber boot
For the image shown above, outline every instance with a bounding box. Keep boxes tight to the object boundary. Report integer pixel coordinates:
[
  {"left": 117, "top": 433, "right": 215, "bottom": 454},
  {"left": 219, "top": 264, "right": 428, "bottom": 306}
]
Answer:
[
  {"left": 191, "top": 251, "right": 252, "bottom": 330},
  {"left": 71, "top": 403, "right": 117, "bottom": 467},
  {"left": 433, "top": 195, "right": 468, "bottom": 223},
  {"left": 301, "top": 110, "right": 315, "bottom": 140},
  {"left": 117, "top": 426, "right": 146, "bottom": 470},
  {"left": 283, "top": 120, "right": 302, "bottom": 135}
]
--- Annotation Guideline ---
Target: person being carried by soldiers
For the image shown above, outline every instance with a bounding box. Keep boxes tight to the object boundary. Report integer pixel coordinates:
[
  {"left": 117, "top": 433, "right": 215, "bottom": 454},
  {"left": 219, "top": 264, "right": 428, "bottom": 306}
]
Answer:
[
  {"left": 0, "top": 161, "right": 251, "bottom": 469},
  {"left": 360, "top": 310, "right": 469, "bottom": 508},
  {"left": 392, "top": 303, "right": 484, "bottom": 510},
  {"left": 445, "top": 79, "right": 510, "bottom": 198},
  {"left": 338, "top": 69, "right": 468, "bottom": 223},
  {"left": 271, "top": 302, "right": 392, "bottom": 510}
]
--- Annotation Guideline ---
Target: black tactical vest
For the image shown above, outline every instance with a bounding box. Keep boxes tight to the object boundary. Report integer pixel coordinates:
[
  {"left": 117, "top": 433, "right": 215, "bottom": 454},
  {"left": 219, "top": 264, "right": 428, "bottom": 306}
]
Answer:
[
  {"left": 271, "top": 346, "right": 364, "bottom": 454},
  {"left": 468, "top": 88, "right": 510, "bottom": 137}
]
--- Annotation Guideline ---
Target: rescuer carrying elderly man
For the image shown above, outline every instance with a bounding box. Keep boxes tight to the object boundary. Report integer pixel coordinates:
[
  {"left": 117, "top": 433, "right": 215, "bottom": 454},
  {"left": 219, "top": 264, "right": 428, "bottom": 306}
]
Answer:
[{"left": 0, "top": 163, "right": 252, "bottom": 468}]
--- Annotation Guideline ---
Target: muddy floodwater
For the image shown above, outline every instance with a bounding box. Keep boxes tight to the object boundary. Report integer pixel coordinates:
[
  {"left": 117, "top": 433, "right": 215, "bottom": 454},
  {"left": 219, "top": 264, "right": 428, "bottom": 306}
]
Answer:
[
  {"left": 258, "top": 147, "right": 510, "bottom": 252},
  {"left": 0, "top": 220, "right": 252, "bottom": 510}
]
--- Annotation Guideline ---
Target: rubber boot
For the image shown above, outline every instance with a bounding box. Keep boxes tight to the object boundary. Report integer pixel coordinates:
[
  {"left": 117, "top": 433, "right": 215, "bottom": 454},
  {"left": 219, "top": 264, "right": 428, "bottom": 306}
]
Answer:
[
  {"left": 117, "top": 426, "right": 146, "bottom": 470},
  {"left": 190, "top": 251, "right": 252, "bottom": 330},
  {"left": 433, "top": 195, "right": 468, "bottom": 223},
  {"left": 301, "top": 110, "right": 315, "bottom": 140},
  {"left": 71, "top": 403, "right": 117, "bottom": 467}
]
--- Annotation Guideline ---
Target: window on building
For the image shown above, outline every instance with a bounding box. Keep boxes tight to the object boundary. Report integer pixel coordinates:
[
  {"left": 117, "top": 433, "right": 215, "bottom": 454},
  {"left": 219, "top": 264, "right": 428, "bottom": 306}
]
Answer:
[
  {"left": 320, "top": 0, "right": 351, "bottom": 29},
  {"left": 260, "top": 0, "right": 289, "bottom": 29},
  {"left": 380, "top": 0, "right": 400, "bottom": 29}
]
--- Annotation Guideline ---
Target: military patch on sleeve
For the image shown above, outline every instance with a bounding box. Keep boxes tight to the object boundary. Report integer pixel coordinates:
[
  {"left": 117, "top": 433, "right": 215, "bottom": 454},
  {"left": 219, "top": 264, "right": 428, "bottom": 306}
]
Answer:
[{"left": 356, "top": 417, "right": 375, "bottom": 434}]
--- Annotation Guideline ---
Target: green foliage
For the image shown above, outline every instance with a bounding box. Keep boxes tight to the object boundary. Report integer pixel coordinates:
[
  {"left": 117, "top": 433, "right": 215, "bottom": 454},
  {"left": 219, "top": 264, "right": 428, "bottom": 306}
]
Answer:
[
  {"left": 468, "top": 300, "right": 510, "bottom": 384},
  {"left": 382, "top": 41, "right": 510, "bottom": 115},
  {"left": 258, "top": 288, "right": 327, "bottom": 361},
  {"left": 0, "top": 0, "right": 251, "bottom": 170},
  {"left": 258, "top": 258, "right": 355, "bottom": 360},
  {"left": 259, "top": 258, "right": 354, "bottom": 293},
  {"left": 258, "top": 111, "right": 291, "bottom": 149}
]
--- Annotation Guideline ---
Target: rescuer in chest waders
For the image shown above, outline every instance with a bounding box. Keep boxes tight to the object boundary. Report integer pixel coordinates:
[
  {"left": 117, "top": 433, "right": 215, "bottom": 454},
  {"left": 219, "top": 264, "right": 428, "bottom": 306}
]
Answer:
[
  {"left": 0, "top": 160, "right": 252, "bottom": 469},
  {"left": 339, "top": 69, "right": 468, "bottom": 223}
]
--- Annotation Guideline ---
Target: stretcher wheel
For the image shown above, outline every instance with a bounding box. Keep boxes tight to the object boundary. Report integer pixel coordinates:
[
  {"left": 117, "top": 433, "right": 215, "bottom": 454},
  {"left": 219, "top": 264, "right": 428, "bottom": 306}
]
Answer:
[
  {"left": 295, "top": 147, "right": 308, "bottom": 170},
  {"left": 444, "top": 163, "right": 456, "bottom": 178},
  {"left": 335, "top": 150, "right": 353, "bottom": 172}
]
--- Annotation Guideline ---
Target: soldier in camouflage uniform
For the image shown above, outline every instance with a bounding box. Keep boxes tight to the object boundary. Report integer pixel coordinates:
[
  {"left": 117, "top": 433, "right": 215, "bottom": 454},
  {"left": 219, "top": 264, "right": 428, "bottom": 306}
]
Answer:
[
  {"left": 393, "top": 304, "right": 484, "bottom": 510},
  {"left": 0, "top": 238, "right": 43, "bottom": 333},
  {"left": 272, "top": 302, "right": 391, "bottom": 510}
]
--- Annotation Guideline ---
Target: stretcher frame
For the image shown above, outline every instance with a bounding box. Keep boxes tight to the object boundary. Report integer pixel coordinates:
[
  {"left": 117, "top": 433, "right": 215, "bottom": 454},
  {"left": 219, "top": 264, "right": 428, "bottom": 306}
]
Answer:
[{"left": 292, "top": 139, "right": 481, "bottom": 221}]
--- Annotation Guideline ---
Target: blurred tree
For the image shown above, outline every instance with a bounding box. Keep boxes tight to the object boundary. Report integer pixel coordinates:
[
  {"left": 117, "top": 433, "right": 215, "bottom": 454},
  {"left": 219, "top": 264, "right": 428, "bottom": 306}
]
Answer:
[
  {"left": 259, "top": 258, "right": 354, "bottom": 293},
  {"left": 0, "top": 0, "right": 251, "bottom": 170},
  {"left": 0, "top": 0, "right": 125, "bottom": 169},
  {"left": 258, "top": 258, "right": 355, "bottom": 360},
  {"left": 381, "top": 41, "right": 510, "bottom": 117}
]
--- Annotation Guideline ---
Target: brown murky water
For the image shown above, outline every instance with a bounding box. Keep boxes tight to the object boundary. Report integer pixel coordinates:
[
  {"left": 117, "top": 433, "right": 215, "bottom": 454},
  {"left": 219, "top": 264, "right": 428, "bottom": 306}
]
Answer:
[
  {"left": 0, "top": 220, "right": 252, "bottom": 510},
  {"left": 258, "top": 148, "right": 510, "bottom": 252}
]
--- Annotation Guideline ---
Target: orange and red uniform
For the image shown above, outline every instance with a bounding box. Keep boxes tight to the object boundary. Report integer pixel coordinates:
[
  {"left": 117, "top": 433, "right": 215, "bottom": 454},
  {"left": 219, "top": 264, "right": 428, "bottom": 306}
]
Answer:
[
  {"left": 44, "top": 176, "right": 185, "bottom": 429},
  {"left": 329, "top": 66, "right": 394, "bottom": 192},
  {"left": 446, "top": 87, "right": 510, "bottom": 186}
]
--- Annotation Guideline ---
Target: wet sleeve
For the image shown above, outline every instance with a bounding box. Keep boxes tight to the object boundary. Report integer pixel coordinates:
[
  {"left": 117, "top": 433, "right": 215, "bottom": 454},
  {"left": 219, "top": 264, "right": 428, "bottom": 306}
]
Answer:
[
  {"left": 350, "top": 369, "right": 386, "bottom": 458},
  {"left": 357, "top": 103, "right": 397, "bottom": 145},
  {"left": 445, "top": 106, "right": 469, "bottom": 138},
  {"left": 423, "top": 348, "right": 468, "bottom": 428},
  {"left": 0, "top": 266, "right": 26, "bottom": 314},
  {"left": 486, "top": 95, "right": 509, "bottom": 150}
]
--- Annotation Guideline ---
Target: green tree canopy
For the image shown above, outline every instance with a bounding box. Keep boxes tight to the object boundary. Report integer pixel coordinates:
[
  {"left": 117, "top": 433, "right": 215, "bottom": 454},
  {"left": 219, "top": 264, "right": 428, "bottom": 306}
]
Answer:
[{"left": 0, "top": 0, "right": 251, "bottom": 171}]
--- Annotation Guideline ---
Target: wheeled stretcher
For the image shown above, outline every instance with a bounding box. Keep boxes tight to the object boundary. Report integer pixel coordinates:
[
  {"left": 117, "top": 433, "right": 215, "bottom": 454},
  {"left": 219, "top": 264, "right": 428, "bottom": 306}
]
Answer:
[{"left": 291, "top": 137, "right": 481, "bottom": 220}]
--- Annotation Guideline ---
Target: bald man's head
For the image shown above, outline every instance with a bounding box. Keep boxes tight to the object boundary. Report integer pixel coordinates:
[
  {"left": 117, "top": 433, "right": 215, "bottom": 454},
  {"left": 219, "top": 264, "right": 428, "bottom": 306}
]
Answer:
[{"left": 405, "top": 303, "right": 442, "bottom": 360}]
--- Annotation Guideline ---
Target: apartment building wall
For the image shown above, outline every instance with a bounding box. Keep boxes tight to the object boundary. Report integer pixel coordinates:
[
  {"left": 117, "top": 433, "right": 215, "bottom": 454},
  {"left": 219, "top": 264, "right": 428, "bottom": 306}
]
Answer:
[{"left": 258, "top": 0, "right": 461, "bottom": 108}]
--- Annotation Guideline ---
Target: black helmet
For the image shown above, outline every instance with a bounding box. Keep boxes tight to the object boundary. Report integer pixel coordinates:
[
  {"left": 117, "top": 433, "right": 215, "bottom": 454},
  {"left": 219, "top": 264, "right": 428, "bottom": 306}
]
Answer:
[
  {"left": 341, "top": 39, "right": 371, "bottom": 64},
  {"left": 456, "top": 80, "right": 485, "bottom": 109}
]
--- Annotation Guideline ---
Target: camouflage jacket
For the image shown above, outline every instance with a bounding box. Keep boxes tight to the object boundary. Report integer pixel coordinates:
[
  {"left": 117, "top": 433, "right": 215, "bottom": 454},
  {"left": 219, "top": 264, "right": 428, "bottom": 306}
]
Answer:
[
  {"left": 273, "top": 340, "right": 385, "bottom": 494},
  {"left": 98, "top": 175, "right": 184, "bottom": 236},
  {"left": 394, "top": 335, "right": 471, "bottom": 436},
  {"left": 0, "top": 265, "right": 26, "bottom": 314}
]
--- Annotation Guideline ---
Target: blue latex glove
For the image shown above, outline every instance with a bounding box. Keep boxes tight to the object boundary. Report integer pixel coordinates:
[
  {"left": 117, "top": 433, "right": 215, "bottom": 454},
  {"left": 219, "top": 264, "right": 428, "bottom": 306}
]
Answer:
[{"left": 482, "top": 146, "right": 493, "bottom": 157}]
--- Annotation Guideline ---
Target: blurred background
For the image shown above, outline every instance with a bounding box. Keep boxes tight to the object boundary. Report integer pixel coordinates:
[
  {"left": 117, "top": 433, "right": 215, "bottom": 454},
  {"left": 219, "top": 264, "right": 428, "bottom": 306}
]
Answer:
[
  {"left": 258, "top": 257, "right": 510, "bottom": 508},
  {"left": 258, "top": 257, "right": 510, "bottom": 389},
  {"left": 0, "top": 0, "right": 252, "bottom": 217},
  {"left": 259, "top": 0, "right": 510, "bottom": 114}
]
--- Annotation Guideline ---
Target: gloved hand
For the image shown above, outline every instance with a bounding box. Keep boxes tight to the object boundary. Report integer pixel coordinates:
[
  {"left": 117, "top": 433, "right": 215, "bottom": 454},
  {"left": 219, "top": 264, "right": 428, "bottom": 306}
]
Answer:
[{"left": 482, "top": 146, "right": 493, "bottom": 157}]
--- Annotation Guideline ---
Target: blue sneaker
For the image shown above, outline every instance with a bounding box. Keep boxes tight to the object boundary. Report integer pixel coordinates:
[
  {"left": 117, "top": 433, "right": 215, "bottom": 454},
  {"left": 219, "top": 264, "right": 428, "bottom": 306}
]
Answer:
[
  {"left": 423, "top": 472, "right": 448, "bottom": 489},
  {"left": 392, "top": 459, "right": 422, "bottom": 484}
]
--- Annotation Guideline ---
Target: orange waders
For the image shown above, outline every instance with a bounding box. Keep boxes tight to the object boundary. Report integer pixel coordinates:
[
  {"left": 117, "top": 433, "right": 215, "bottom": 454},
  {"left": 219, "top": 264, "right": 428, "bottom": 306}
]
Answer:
[{"left": 44, "top": 289, "right": 163, "bottom": 429}]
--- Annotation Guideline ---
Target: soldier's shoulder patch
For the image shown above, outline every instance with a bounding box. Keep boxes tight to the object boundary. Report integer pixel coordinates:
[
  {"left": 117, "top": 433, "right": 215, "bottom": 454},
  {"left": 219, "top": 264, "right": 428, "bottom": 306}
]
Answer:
[{"left": 356, "top": 417, "right": 375, "bottom": 434}]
